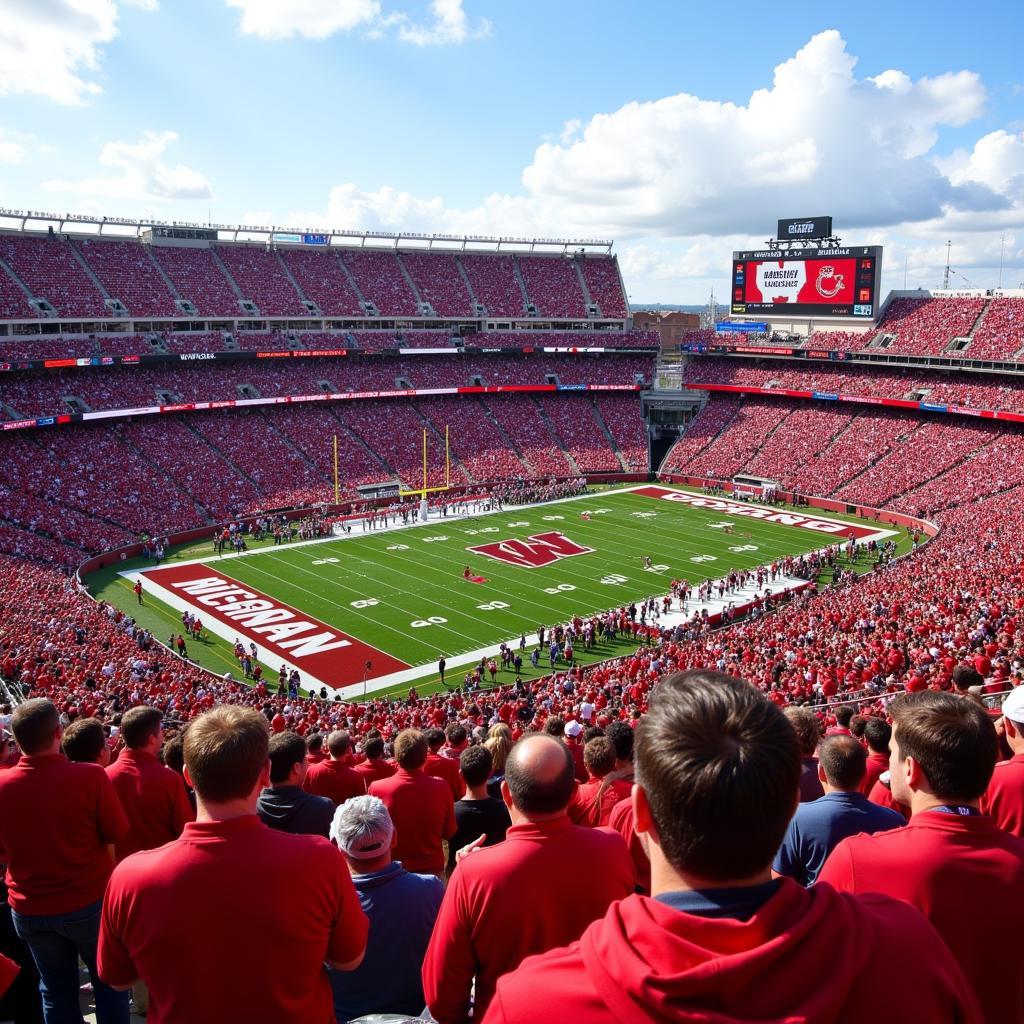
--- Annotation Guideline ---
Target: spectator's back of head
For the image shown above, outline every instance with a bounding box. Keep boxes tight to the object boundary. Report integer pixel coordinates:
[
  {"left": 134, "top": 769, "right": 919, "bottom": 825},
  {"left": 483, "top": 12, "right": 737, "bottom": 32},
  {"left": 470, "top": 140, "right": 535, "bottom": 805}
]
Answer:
[
  {"left": 636, "top": 669, "right": 800, "bottom": 883},
  {"left": 62, "top": 717, "right": 107, "bottom": 764},
  {"left": 424, "top": 727, "right": 445, "bottom": 752},
  {"left": 327, "top": 730, "right": 351, "bottom": 759},
  {"left": 120, "top": 706, "right": 162, "bottom": 750},
  {"left": 12, "top": 698, "right": 59, "bottom": 756},
  {"left": 504, "top": 735, "right": 576, "bottom": 816},
  {"left": 605, "top": 721, "right": 634, "bottom": 763},
  {"left": 331, "top": 795, "right": 394, "bottom": 864},
  {"left": 394, "top": 729, "right": 428, "bottom": 771},
  {"left": 818, "top": 735, "right": 867, "bottom": 791},
  {"left": 784, "top": 707, "right": 820, "bottom": 757},
  {"left": 583, "top": 736, "right": 616, "bottom": 779},
  {"left": 952, "top": 665, "right": 984, "bottom": 692},
  {"left": 306, "top": 732, "right": 323, "bottom": 756},
  {"left": 834, "top": 705, "right": 856, "bottom": 730},
  {"left": 268, "top": 731, "right": 306, "bottom": 784},
  {"left": 543, "top": 717, "right": 565, "bottom": 739},
  {"left": 163, "top": 735, "right": 185, "bottom": 776},
  {"left": 889, "top": 691, "right": 997, "bottom": 803},
  {"left": 363, "top": 735, "right": 385, "bottom": 760},
  {"left": 183, "top": 707, "right": 269, "bottom": 803},
  {"left": 445, "top": 724, "right": 467, "bottom": 748},
  {"left": 864, "top": 717, "right": 892, "bottom": 755},
  {"left": 460, "top": 744, "right": 493, "bottom": 789}
]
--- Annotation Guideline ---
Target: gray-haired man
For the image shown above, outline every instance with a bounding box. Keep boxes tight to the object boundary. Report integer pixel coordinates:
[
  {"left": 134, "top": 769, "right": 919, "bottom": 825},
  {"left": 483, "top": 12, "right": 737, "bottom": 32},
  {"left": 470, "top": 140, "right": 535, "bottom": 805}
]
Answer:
[{"left": 327, "top": 796, "right": 444, "bottom": 1023}]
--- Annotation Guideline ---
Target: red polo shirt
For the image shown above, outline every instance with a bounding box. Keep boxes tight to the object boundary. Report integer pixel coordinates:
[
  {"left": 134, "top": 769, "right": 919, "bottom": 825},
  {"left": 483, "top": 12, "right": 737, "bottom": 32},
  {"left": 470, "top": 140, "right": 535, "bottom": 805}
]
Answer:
[
  {"left": 353, "top": 759, "right": 396, "bottom": 785},
  {"left": 981, "top": 753, "right": 1024, "bottom": 836},
  {"left": 422, "top": 815, "right": 635, "bottom": 1024},
  {"left": 860, "top": 752, "right": 889, "bottom": 796},
  {"left": 482, "top": 882, "right": 981, "bottom": 1024},
  {"left": 819, "top": 810, "right": 1024, "bottom": 1023},
  {"left": 0, "top": 753, "right": 129, "bottom": 915},
  {"left": 106, "top": 749, "right": 194, "bottom": 860},
  {"left": 98, "top": 815, "right": 367, "bottom": 1024},
  {"left": 369, "top": 768, "right": 455, "bottom": 873},
  {"left": 425, "top": 752, "right": 465, "bottom": 801},
  {"left": 303, "top": 759, "right": 367, "bottom": 806}
]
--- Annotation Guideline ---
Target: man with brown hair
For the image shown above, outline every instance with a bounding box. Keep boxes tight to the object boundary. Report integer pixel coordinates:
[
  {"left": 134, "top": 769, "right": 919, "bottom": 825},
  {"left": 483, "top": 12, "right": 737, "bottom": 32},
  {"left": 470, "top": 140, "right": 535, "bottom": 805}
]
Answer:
[
  {"left": 424, "top": 733, "right": 635, "bottom": 1024},
  {"left": 784, "top": 706, "right": 823, "bottom": 802},
  {"left": 258, "top": 730, "right": 335, "bottom": 837},
  {"left": 369, "top": 729, "right": 455, "bottom": 875},
  {"left": 483, "top": 672, "right": 982, "bottom": 1024},
  {"left": 98, "top": 706, "right": 368, "bottom": 1023},
  {"left": 569, "top": 736, "right": 627, "bottom": 827},
  {"left": 63, "top": 717, "right": 111, "bottom": 765},
  {"left": 0, "top": 699, "right": 130, "bottom": 1023},
  {"left": 353, "top": 734, "right": 396, "bottom": 785},
  {"left": 303, "top": 730, "right": 367, "bottom": 807},
  {"left": 820, "top": 690, "right": 1024, "bottom": 1023},
  {"left": 106, "top": 706, "right": 193, "bottom": 862}
]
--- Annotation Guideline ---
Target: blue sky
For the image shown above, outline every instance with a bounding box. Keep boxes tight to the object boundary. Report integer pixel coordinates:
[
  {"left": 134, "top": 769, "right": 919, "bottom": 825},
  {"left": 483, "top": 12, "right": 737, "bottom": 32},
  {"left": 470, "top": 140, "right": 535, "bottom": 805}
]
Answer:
[{"left": 1, "top": 0, "right": 1022, "bottom": 302}]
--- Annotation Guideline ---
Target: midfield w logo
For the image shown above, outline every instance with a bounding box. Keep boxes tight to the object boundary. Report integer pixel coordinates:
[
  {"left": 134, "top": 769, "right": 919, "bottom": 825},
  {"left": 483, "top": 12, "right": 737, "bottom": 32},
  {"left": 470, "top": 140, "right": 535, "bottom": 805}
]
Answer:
[{"left": 467, "top": 531, "right": 594, "bottom": 569}]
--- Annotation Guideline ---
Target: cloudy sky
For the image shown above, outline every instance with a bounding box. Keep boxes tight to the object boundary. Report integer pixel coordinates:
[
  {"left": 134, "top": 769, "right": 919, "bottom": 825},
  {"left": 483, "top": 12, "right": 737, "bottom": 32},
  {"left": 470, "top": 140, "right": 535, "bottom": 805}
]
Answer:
[{"left": 0, "top": 0, "right": 1022, "bottom": 303}]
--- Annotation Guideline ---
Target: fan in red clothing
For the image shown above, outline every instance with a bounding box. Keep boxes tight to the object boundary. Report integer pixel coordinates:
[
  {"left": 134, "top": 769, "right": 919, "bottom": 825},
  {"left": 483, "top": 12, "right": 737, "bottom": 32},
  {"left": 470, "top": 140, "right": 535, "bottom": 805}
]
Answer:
[
  {"left": 484, "top": 672, "right": 983, "bottom": 1024},
  {"left": 462, "top": 565, "right": 487, "bottom": 584}
]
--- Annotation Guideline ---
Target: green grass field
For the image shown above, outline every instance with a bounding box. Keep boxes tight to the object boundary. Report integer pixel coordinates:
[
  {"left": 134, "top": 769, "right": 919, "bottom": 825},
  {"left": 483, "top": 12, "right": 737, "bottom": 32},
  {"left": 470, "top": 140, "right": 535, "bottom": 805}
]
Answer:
[{"left": 87, "top": 486, "right": 908, "bottom": 698}]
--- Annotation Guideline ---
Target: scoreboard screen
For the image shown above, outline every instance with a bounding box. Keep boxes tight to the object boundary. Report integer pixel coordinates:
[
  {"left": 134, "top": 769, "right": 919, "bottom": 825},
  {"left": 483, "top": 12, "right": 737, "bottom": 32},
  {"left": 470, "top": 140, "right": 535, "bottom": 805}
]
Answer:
[{"left": 730, "top": 246, "right": 882, "bottom": 319}]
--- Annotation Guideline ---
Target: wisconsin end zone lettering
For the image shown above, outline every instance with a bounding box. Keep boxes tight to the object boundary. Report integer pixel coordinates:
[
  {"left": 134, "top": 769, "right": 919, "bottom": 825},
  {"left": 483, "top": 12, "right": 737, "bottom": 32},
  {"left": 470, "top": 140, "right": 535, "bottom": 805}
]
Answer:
[
  {"left": 632, "top": 487, "right": 879, "bottom": 540},
  {"left": 468, "top": 531, "right": 594, "bottom": 568},
  {"left": 141, "top": 563, "right": 409, "bottom": 684}
]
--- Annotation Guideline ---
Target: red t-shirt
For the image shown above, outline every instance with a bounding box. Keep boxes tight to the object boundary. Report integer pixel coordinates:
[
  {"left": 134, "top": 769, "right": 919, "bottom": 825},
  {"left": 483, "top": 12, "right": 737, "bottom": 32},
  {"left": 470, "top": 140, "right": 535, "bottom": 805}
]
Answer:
[
  {"left": 303, "top": 760, "right": 367, "bottom": 806},
  {"left": 569, "top": 777, "right": 632, "bottom": 827},
  {"left": 819, "top": 810, "right": 1024, "bottom": 1023},
  {"left": 353, "top": 759, "right": 397, "bottom": 785},
  {"left": 482, "top": 883, "right": 981, "bottom": 1024},
  {"left": 981, "top": 753, "right": 1024, "bottom": 837},
  {"left": 607, "top": 796, "right": 649, "bottom": 894},
  {"left": 860, "top": 751, "right": 889, "bottom": 796},
  {"left": 369, "top": 768, "right": 455, "bottom": 874},
  {"left": 106, "top": 749, "right": 194, "bottom": 860},
  {"left": 867, "top": 777, "right": 909, "bottom": 819},
  {"left": 0, "top": 753, "right": 129, "bottom": 915},
  {"left": 423, "top": 815, "right": 635, "bottom": 1024},
  {"left": 98, "top": 815, "right": 367, "bottom": 1024},
  {"left": 425, "top": 752, "right": 466, "bottom": 801}
]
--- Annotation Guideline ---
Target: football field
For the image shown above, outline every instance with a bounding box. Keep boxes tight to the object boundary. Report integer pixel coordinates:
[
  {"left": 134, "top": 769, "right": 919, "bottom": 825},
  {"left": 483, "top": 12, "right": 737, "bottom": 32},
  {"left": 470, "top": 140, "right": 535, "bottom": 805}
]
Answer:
[{"left": 103, "top": 485, "right": 900, "bottom": 698}]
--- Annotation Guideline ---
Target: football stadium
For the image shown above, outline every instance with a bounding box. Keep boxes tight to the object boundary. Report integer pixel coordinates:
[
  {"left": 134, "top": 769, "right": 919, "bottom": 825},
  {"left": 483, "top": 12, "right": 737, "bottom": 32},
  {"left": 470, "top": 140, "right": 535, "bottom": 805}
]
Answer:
[{"left": 1, "top": 7, "right": 1023, "bottom": 1024}]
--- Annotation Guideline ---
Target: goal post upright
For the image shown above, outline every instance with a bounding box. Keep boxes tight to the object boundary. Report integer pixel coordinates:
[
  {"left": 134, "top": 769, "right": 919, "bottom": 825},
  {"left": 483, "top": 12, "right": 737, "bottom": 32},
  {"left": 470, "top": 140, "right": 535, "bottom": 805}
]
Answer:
[{"left": 398, "top": 424, "right": 454, "bottom": 522}]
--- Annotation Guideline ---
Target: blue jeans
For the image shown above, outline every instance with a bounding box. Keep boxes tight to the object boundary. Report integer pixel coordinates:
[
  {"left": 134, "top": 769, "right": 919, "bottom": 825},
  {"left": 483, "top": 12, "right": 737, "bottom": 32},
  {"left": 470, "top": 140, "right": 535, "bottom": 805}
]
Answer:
[{"left": 12, "top": 899, "right": 129, "bottom": 1024}]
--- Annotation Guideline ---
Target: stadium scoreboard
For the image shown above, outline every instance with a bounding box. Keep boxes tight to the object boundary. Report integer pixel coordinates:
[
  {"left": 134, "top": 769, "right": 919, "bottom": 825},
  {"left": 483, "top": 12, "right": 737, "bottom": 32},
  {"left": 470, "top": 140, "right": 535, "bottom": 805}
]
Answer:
[{"left": 730, "top": 245, "right": 882, "bottom": 319}]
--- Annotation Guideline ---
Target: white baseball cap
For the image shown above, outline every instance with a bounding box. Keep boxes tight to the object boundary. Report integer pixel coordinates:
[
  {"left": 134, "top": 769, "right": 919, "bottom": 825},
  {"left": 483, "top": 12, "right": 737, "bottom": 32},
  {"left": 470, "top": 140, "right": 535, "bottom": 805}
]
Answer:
[{"left": 1001, "top": 686, "right": 1024, "bottom": 724}]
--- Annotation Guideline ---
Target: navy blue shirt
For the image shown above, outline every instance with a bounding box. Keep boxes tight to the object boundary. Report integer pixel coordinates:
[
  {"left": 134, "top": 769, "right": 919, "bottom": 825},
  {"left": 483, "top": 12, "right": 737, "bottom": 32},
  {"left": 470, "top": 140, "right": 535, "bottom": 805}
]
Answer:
[
  {"left": 773, "top": 791, "right": 905, "bottom": 886},
  {"left": 656, "top": 879, "right": 782, "bottom": 921},
  {"left": 328, "top": 861, "right": 444, "bottom": 1022}
]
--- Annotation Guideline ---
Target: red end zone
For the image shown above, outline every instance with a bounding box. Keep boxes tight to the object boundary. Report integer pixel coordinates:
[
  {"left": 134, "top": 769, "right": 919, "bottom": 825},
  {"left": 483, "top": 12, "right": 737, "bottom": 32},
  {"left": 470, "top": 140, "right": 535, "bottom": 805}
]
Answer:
[
  {"left": 632, "top": 487, "right": 881, "bottom": 540},
  {"left": 141, "top": 562, "right": 409, "bottom": 686}
]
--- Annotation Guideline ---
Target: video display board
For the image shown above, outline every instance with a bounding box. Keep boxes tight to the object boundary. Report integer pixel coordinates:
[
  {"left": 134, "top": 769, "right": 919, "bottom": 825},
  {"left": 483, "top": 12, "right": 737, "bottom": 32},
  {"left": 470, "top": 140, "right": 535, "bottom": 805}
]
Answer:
[{"left": 730, "top": 246, "right": 882, "bottom": 319}]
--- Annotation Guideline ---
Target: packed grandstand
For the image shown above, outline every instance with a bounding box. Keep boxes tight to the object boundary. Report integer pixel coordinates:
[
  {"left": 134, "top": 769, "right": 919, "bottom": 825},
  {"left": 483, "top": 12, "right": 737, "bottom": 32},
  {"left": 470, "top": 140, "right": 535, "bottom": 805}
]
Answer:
[{"left": 3, "top": 214, "right": 1024, "bottom": 1024}]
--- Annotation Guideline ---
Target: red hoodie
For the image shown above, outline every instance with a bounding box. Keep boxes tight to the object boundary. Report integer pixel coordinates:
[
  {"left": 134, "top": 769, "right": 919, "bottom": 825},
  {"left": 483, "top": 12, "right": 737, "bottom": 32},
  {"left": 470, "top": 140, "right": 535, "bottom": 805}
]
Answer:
[{"left": 483, "top": 882, "right": 981, "bottom": 1024}]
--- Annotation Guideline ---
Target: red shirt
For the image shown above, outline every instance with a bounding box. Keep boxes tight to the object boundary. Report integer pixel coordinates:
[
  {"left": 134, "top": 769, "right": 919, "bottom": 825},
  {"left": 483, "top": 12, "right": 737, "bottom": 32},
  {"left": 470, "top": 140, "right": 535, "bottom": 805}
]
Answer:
[
  {"left": 106, "top": 749, "right": 194, "bottom": 860},
  {"left": 423, "top": 815, "right": 635, "bottom": 1024},
  {"left": 369, "top": 768, "right": 455, "bottom": 873},
  {"left": 819, "top": 810, "right": 1024, "bottom": 1024},
  {"left": 425, "top": 752, "right": 465, "bottom": 801},
  {"left": 860, "top": 751, "right": 889, "bottom": 796},
  {"left": 607, "top": 796, "right": 650, "bottom": 894},
  {"left": 303, "top": 759, "right": 367, "bottom": 806},
  {"left": 867, "top": 777, "right": 909, "bottom": 819},
  {"left": 981, "top": 753, "right": 1024, "bottom": 837},
  {"left": 483, "top": 883, "right": 981, "bottom": 1024},
  {"left": 0, "top": 753, "right": 129, "bottom": 915},
  {"left": 353, "top": 759, "right": 396, "bottom": 785},
  {"left": 569, "top": 777, "right": 632, "bottom": 827},
  {"left": 98, "top": 815, "right": 367, "bottom": 1024}
]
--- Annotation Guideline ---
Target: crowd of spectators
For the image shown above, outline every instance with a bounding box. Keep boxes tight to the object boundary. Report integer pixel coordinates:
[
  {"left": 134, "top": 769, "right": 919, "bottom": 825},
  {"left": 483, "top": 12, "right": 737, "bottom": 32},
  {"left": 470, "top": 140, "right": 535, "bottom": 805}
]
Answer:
[{"left": 517, "top": 258, "right": 587, "bottom": 319}]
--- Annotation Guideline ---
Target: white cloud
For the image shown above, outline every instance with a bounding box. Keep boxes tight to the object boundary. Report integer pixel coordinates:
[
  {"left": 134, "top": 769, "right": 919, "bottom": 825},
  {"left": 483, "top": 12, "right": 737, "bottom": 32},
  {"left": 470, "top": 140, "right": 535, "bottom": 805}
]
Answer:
[
  {"left": 41, "top": 130, "right": 213, "bottom": 202},
  {"left": 0, "top": 128, "right": 29, "bottom": 165},
  {"left": 225, "top": 0, "right": 381, "bottom": 40},
  {"left": 225, "top": 0, "right": 488, "bottom": 45},
  {"left": 231, "top": 30, "right": 1024, "bottom": 299},
  {"left": 0, "top": 0, "right": 156, "bottom": 106},
  {"left": 396, "top": 0, "right": 490, "bottom": 46}
]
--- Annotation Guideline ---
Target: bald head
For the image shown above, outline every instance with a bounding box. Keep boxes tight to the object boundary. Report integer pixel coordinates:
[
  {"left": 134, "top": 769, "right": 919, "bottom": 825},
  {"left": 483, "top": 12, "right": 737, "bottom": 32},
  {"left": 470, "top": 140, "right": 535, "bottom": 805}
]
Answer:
[{"left": 505, "top": 734, "right": 576, "bottom": 816}]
